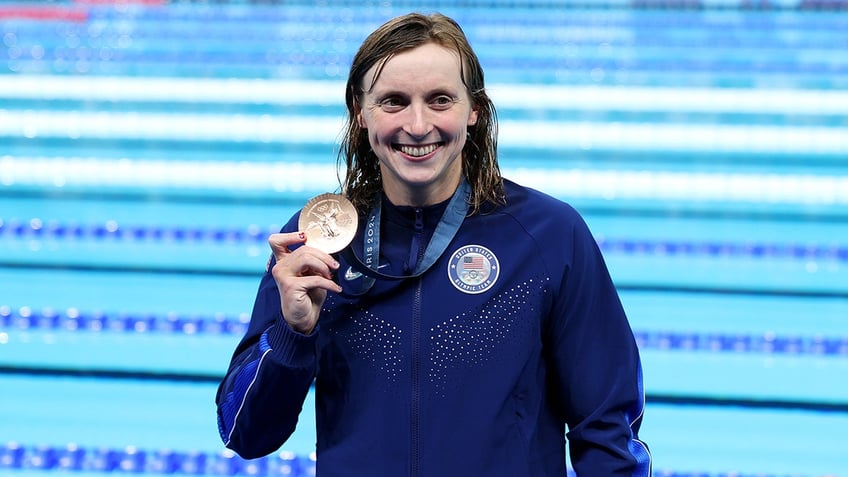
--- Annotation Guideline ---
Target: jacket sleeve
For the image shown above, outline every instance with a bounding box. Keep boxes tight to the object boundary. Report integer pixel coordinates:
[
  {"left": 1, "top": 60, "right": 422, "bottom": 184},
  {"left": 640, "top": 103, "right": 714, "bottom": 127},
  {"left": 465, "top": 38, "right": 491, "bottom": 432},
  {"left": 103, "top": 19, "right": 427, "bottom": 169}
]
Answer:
[
  {"left": 546, "top": 210, "right": 652, "bottom": 476},
  {"left": 215, "top": 250, "right": 319, "bottom": 459}
]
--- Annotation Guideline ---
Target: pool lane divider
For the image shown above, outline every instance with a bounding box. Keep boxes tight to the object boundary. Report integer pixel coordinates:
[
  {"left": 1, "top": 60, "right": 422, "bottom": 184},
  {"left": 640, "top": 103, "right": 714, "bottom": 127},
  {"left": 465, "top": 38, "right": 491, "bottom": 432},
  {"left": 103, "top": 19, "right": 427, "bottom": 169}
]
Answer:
[
  {"left": 0, "top": 5, "right": 87, "bottom": 21},
  {"left": 2, "top": 218, "right": 847, "bottom": 262},
  {"left": 0, "top": 442, "right": 314, "bottom": 476},
  {"left": 2, "top": 306, "right": 846, "bottom": 358},
  {"left": 0, "top": 439, "right": 835, "bottom": 477}
]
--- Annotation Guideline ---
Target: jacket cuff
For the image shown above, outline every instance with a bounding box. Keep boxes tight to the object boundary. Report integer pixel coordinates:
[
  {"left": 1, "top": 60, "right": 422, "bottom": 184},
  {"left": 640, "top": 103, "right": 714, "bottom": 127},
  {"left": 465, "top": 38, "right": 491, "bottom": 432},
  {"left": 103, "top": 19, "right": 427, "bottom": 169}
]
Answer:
[{"left": 265, "top": 318, "right": 319, "bottom": 368}]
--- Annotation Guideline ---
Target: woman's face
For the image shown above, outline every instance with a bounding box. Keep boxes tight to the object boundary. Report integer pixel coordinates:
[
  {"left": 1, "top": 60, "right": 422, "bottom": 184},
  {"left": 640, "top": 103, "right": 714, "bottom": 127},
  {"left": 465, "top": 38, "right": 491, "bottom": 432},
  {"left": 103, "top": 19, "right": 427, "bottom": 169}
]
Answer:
[{"left": 356, "top": 42, "right": 478, "bottom": 206}]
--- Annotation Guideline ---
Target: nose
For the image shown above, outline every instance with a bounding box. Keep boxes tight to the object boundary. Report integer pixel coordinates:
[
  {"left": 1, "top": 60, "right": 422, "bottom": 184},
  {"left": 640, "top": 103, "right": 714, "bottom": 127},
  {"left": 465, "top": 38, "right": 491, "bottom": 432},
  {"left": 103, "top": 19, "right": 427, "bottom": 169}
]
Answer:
[{"left": 403, "top": 102, "right": 432, "bottom": 138}]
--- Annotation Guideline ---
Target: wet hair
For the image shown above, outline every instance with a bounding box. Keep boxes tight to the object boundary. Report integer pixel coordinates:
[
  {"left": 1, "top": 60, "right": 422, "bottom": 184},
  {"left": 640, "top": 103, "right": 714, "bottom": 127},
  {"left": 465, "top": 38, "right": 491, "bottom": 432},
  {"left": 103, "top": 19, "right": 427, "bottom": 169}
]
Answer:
[{"left": 338, "top": 12, "right": 504, "bottom": 215}]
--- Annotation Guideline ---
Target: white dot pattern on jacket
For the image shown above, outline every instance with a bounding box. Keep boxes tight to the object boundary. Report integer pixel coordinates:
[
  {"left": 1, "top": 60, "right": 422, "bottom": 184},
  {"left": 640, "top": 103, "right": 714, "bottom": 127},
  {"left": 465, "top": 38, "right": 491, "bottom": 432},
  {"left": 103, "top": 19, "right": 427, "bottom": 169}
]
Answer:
[
  {"left": 338, "top": 309, "right": 404, "bottom": 383},
  {"left": 322, "top": 277, "right": 546, "bottom": 394},
  {"left": 429, "top": 278, "right": 544, "bottom": 397}
]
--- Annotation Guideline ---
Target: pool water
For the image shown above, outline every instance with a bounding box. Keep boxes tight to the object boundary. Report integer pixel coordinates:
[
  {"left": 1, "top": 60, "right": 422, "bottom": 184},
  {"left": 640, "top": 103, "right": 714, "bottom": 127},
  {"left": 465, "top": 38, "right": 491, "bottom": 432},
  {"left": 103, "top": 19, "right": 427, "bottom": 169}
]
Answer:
[{"left": 1, "top": 1, "right": 847, "bottom": 476}]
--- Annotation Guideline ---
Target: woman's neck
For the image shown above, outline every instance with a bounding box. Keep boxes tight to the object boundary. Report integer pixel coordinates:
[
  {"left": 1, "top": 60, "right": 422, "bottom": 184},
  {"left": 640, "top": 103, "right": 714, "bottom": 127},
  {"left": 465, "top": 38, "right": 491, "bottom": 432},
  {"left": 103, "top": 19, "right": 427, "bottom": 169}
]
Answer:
[{"left": 381, "top": 176, "right": 461, "bottom": 208}]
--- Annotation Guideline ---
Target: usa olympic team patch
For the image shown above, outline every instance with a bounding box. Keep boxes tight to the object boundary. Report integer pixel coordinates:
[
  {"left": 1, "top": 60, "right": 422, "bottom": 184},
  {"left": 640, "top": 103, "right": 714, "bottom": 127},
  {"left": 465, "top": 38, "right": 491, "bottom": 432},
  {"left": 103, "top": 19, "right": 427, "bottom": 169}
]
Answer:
[{"left": 448, "top": 245, "right": 499, "bottom": 294}]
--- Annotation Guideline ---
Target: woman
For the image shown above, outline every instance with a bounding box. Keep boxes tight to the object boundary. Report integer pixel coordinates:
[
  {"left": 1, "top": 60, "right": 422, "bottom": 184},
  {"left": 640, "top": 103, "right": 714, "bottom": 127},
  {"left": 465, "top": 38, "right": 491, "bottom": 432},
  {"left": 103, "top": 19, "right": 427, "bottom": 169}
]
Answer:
[{"left": 216, "top": 12, "right": 651, "bottom": 476}]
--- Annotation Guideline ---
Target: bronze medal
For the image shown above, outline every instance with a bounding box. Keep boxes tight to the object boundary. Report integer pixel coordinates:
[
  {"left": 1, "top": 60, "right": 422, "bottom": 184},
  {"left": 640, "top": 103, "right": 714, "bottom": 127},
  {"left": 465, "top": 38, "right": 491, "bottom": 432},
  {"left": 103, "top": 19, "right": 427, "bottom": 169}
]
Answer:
[{"left": 298, "top": 193, "right": 358, "bottom": 254}]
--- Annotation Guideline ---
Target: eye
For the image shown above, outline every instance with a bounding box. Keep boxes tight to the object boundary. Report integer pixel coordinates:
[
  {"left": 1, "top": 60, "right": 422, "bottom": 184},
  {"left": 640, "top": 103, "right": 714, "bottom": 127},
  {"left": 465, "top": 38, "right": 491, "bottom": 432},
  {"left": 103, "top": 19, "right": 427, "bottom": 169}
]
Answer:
[
  {"left": 378, "top": 96, "right": 406, "bottom": 112},
  {"left": 430, "top": 95, "right": 457, "bottom": 110}
]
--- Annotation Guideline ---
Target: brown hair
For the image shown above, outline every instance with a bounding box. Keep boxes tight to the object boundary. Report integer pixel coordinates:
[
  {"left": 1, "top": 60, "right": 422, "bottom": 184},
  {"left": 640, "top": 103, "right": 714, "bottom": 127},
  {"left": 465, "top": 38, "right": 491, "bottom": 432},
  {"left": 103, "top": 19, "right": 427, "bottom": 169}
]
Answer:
[{"left": 338, "top": 12, "right": 503, "bottom": 214}]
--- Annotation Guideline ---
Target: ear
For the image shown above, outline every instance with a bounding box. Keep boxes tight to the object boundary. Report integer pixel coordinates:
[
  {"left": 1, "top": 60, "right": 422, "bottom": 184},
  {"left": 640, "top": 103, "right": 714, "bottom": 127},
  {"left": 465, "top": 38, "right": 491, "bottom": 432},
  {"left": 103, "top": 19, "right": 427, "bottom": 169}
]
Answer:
[
  {"left": 467, "top": 106, "right": 478, "bottom": 126},
  {"left": 354, "top": 102, "right": 367, "bottom": 129}
]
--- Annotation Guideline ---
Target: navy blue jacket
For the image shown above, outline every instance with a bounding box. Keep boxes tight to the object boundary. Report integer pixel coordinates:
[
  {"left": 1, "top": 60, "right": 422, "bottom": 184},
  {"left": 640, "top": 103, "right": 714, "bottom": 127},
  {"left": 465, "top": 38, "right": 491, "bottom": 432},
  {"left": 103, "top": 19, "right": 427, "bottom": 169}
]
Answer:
[{"left": 217, "top": 179, "right": 651, "bottom": 476}]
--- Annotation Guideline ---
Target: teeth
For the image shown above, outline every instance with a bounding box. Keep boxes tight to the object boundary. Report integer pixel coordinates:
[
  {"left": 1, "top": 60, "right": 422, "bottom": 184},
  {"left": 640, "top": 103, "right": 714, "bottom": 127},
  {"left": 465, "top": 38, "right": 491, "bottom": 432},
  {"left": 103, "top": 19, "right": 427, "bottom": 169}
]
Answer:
[{"left": 399, "top": 144, "right": 437, "bottom": 157}]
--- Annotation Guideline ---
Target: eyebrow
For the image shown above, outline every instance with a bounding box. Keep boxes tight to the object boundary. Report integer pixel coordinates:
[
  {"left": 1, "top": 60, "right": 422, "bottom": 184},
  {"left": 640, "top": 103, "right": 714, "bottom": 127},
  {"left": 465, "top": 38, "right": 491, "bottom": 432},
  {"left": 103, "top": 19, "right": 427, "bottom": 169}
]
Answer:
[{"left": 368, "top": 84, "right": 460, "bottom": 99}]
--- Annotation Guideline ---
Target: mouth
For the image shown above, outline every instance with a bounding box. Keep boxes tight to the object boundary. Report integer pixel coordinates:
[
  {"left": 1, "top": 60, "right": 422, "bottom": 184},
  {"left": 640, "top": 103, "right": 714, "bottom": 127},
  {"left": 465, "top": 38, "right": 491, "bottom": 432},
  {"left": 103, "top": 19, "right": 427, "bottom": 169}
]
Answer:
[{"left": 394, "top": 142, "right": 442, "bottom": 158}]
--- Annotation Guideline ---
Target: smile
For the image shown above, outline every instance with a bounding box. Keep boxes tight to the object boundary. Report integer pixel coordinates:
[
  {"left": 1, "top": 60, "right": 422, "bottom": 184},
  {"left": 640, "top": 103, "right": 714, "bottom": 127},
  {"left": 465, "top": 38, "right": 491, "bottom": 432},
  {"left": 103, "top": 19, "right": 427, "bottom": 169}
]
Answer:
[{"left": 395, "top": 143, "right": 441, "bottom": 157}]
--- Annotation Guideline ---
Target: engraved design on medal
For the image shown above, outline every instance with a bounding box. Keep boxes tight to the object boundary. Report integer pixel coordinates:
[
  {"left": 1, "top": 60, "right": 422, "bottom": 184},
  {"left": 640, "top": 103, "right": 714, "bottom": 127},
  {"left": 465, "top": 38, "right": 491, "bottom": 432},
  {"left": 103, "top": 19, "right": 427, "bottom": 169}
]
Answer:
[{"left": 298, "top": 193, "right": 358, "bottom": 254}]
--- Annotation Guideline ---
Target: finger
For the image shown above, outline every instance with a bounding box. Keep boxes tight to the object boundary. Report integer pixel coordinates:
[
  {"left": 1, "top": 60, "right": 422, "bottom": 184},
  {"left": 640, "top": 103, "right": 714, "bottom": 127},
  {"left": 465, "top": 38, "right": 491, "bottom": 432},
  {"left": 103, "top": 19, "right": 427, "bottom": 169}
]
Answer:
[
  {"left": 270, "top": 240, "right": 341, "bottom": 283},
  {"left": 292, "top": 273, "right": 343, "bottom": 295},
  {"left": 268, "top": 231, "right": 307, "bottom": 261},
  {"left": 290, "top": 250, "right": 339, "bottom": 280},
  {"left": 273, "top": 263, "right": 342, "bottom": 298},
  {"left": 299, "top": 246, "right": 341, "bottom": 275}
]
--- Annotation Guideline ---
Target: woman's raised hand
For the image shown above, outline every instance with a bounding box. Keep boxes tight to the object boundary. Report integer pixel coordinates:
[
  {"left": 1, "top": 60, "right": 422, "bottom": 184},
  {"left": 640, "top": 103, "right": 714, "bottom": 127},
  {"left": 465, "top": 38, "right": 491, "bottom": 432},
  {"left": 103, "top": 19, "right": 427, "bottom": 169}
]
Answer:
[{"left": 268, "top": 232, "right": 342, "bottom": 334}]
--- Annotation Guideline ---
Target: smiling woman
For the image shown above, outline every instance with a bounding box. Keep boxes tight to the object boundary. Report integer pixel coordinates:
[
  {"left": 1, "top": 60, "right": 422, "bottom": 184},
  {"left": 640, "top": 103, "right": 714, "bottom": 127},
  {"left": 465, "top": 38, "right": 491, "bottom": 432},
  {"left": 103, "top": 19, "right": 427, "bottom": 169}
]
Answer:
[
  {"left": 354, "top": 42, "right": 478, "bottom": 207},
  {"left": 339, "top": 13, "right": 502, "bottom": 217},
  {"left": 215, "top": 12, "right": 651, "bottom": 477}
]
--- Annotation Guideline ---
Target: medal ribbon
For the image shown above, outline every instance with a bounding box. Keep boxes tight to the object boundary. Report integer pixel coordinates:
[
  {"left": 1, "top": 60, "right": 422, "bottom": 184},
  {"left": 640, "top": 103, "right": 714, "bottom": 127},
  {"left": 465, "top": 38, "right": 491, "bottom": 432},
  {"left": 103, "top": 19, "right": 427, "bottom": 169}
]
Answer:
[{"left": 341, "top": 178, "right": 470, "bottom": 285}]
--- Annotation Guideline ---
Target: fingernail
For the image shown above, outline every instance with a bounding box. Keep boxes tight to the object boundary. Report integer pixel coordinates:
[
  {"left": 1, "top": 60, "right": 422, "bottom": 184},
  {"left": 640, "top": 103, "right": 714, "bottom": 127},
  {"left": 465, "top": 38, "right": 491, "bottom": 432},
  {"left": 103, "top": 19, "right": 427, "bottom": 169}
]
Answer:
[{"left": 298, "top": 232, "right": 306, "bottom": 240}]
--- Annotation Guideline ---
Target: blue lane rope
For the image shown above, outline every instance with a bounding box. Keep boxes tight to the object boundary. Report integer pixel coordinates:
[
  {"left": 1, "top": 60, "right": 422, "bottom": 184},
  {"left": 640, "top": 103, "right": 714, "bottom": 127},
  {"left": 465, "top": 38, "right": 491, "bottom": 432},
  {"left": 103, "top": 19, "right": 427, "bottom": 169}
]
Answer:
[
  {"left": 1, "top": 306, "right": 845, "bottom": 357},
  {"left": 0, "top": 441, "right": 832, "bottom": 477},
  {"left": 0, "top": 442, "right": 313, "bottom": 476},
  {"left": 0, "top": 306, "right": 250, "bottom": 337},
  {"left": 0, "top": 219, "right": 272, "bottom": 244},
  {"left": 2, "top": 218, "right": 846, "bottom": 262}
]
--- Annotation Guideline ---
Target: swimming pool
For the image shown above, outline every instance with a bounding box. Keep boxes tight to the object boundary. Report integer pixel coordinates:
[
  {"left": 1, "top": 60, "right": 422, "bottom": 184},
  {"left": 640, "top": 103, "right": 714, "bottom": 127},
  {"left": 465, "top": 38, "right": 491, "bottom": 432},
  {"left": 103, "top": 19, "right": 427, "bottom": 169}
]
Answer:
[{"left": 1, "top": 1, "right": 847, "bottom": 476}]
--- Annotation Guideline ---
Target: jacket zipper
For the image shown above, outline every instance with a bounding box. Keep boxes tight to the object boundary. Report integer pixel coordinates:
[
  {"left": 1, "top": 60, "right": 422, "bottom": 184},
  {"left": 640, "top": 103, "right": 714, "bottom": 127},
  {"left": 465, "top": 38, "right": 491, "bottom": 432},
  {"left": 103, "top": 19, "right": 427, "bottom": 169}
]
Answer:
[
  {"left": 410, "top": 207, "right": 425, "bottom": 477},
  {"left": 410, "top": 277, "right": 422, "bottom": 477}
]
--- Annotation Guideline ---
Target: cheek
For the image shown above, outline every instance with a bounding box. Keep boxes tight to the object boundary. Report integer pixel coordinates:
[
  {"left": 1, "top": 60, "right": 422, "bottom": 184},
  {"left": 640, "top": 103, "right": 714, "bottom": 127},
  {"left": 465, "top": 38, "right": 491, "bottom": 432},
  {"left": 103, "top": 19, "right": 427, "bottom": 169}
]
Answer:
[
  {"left": 450, "top": 115, "right": 473, "bottom": 140},
  {"left": 365, "top": 124, "right": 391, "bottom": 151},
  {"left": 363, "top": 117, "right": 394, "bottom": 146},
  {"left": 366, "top": 123, "right": 384, "bottom": 142}
]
